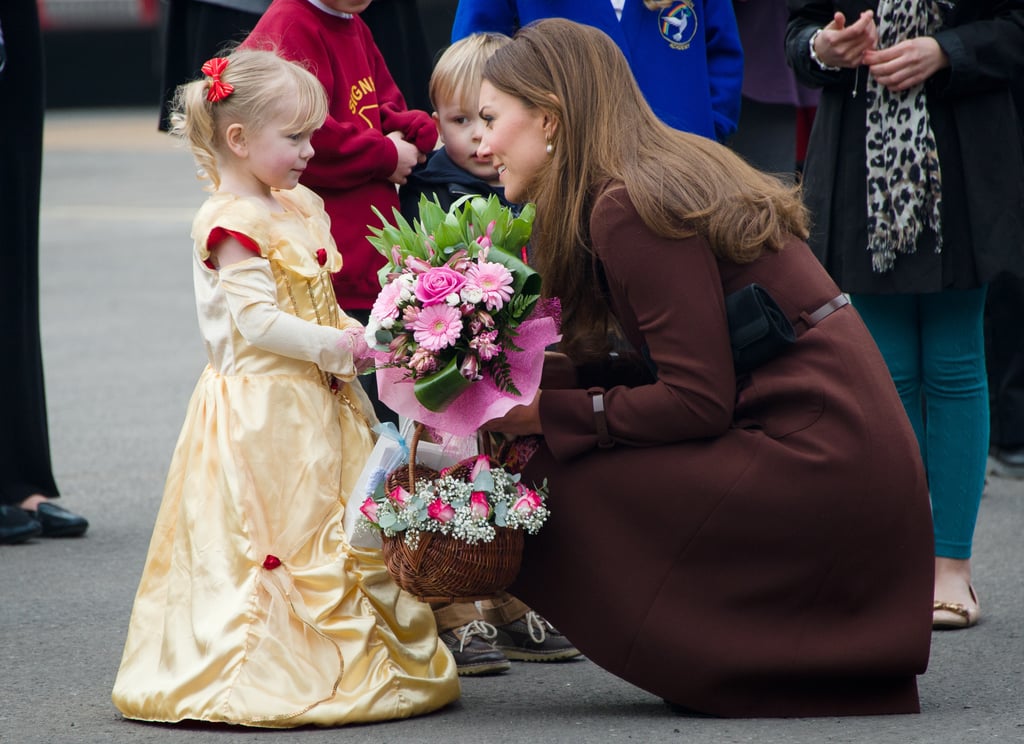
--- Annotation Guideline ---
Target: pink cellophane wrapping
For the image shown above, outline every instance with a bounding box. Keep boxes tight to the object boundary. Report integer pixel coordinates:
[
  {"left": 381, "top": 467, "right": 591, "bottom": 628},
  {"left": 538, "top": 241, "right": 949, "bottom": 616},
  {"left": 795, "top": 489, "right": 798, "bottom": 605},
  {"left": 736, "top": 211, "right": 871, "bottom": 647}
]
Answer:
[{"left": 376, "top": 311, "right": 561, "bottom": 436}]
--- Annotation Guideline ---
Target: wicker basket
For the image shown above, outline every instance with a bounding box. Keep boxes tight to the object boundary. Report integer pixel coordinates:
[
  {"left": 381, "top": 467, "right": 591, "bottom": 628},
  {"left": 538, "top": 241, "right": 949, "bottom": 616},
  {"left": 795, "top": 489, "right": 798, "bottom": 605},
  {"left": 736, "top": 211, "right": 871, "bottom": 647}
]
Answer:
[{"left": 381, "top": 424, "right": 524, "bottom": 602}]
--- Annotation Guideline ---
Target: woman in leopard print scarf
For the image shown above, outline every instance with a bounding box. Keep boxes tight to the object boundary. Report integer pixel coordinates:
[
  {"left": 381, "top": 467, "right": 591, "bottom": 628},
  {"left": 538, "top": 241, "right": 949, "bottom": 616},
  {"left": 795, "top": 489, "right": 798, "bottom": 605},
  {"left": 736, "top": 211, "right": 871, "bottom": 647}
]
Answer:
[{"left": 787, "top": 0, "right": 1024, "bottom": 632}]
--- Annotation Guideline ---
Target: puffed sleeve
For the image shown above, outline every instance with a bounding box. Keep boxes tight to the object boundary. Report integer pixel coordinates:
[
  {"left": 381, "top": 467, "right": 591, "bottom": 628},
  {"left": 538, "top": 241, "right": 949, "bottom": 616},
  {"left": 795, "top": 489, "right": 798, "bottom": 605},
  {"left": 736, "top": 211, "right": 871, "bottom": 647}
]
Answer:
[
  {"left": 539, "top": 186, "right": 737, "bottom": 461},
  {"left": 192, "top": 196, "right": 272, "bottom": 264}
]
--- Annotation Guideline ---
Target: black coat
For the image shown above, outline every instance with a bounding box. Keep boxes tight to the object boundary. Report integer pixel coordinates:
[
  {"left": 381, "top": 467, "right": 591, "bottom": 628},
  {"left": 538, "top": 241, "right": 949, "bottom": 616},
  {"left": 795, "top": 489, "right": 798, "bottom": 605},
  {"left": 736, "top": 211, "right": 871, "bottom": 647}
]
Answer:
[
  {"left": 786, "top": 0, "right": 1024, "bottom": 294},
  {"left": 398, "top": 148, "right": 510, "bottom": 224}
]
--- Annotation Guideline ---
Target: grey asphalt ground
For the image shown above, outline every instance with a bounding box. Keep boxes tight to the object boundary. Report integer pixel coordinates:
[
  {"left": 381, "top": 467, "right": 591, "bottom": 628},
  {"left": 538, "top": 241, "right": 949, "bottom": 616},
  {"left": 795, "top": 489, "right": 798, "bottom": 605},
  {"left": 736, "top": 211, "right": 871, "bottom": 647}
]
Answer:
[{"left": 2, "top": 109, "right": 1022, "bottom": 744}]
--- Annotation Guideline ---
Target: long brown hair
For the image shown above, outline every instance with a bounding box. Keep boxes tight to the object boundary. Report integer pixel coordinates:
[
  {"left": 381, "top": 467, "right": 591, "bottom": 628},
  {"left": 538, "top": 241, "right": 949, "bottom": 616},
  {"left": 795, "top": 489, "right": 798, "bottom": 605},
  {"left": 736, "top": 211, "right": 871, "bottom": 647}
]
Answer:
[{"left": 482, "top": 19, "right": 809, "bottom": 358}]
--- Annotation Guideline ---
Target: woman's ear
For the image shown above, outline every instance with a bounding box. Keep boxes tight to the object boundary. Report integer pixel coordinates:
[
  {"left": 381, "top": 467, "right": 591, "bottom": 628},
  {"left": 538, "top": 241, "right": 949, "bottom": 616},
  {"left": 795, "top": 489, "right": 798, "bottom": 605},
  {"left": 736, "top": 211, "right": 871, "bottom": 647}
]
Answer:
[
  {"left": 224, "top": 122, "right": 248, "bottom": 158},
  {"left": 543, "top": 95, "right": 561, "bottom": 139},
  {"left": 542, "top": 114, "right": 559, "bottom": 141}
]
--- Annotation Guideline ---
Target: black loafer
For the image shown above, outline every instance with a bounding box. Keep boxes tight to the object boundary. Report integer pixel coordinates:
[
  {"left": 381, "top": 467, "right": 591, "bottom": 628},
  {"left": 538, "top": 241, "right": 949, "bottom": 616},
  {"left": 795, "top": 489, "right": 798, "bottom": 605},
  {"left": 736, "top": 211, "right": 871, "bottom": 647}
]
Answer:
[
  {"left": 0, "top": 505, "right": 43, "bottom": 544},
  {"left": 23, "top": 501, "right": 89, "bottom": 538}
]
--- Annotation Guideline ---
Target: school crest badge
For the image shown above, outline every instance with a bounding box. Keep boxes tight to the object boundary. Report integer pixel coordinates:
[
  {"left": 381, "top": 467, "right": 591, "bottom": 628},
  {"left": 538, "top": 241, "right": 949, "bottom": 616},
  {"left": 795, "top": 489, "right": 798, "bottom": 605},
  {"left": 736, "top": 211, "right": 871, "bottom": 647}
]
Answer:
[{"left": 658, "top": 1, "right": 698, "bottom": 50}]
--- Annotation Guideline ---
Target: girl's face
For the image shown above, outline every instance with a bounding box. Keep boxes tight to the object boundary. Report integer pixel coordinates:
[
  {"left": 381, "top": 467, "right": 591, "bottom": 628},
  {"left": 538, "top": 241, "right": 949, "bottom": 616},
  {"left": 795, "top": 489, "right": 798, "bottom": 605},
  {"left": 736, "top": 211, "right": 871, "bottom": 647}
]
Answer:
[
  {"left": 243, "top": 114, "right": 316, "bottom": 193},
  {"left": 476, "top": 81, "right": 550, "bottom": 203},
  {"left": 433, "top": 95, "right": 499, "bottom": 184}
]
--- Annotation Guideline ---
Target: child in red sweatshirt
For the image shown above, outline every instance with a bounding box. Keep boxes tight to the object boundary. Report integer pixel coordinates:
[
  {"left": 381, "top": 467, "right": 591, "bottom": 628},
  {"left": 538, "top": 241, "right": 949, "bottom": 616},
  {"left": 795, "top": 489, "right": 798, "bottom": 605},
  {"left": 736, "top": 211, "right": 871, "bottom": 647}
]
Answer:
[{"left": 242, "top": 0, "right": 437, "bottom": 345}]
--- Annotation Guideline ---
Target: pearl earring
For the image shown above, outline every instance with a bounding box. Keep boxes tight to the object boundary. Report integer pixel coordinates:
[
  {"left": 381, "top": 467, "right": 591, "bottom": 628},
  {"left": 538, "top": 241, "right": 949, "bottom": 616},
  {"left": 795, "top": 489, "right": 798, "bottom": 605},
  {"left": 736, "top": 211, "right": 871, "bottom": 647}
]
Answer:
[{"left": 545, "top": 140, "right": 554, "bottom": 155}]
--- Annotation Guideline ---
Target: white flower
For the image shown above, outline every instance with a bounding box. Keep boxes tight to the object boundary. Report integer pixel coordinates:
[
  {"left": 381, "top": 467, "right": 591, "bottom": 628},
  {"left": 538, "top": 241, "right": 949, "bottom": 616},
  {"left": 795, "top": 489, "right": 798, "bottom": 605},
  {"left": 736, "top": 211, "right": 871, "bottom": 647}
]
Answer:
[{"left": 460, "top": 285, "right": 484, "bottom": 305}]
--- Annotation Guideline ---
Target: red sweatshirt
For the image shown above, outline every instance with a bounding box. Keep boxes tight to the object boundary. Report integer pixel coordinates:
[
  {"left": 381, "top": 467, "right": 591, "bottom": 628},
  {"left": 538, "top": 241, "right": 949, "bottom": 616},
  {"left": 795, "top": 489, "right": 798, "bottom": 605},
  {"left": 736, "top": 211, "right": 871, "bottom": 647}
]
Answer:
[{"left": 243, "top": 0, "right": 437, "bottom": 309}]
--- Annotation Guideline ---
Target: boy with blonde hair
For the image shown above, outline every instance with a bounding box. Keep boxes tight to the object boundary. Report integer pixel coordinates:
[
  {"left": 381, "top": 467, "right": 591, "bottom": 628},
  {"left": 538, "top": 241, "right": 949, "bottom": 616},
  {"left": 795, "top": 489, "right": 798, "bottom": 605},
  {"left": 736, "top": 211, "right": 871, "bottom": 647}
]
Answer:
[
  {"left": 400, "top": 32, "right": 511, "bottom": 219},
  {"left": 400, "top": 32, "right": 581, "bottom": 677}
]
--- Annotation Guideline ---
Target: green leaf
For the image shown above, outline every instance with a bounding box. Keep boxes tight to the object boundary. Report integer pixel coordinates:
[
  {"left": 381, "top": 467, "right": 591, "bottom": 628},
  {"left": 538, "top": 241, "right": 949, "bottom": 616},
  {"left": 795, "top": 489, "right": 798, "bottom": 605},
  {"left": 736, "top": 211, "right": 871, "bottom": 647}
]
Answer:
[
  {"left": 472, "top": 469, "right": 495, "bottom": 492},
  {"left": 413, "top": 356, "right": 473, "bottom": 411},
  {"left": 417, "top": 194, "right": 447, "bottom": 238},
  {"left": 494, "top": 501, "right": 509, "bottom": 527}
]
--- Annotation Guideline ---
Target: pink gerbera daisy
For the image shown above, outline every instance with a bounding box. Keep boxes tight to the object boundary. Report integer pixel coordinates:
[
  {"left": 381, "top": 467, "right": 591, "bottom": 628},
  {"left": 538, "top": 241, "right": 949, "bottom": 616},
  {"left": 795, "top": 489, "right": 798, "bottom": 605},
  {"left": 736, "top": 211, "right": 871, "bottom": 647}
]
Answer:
[
  {"left": 466, "top": 261, "right": 513, "bottom": 311},
  {"left": 370, "top": 280, "right": 403, "bottom": 322},
  {"left": 411, "top": 303, "right": 463, "bottom": 351}
]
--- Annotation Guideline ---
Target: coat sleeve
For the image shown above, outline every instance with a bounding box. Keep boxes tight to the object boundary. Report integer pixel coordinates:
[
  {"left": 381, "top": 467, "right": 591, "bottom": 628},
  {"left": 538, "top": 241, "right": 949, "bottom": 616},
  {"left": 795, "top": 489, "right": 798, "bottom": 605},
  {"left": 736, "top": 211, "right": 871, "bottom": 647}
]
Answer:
[
  {"left": 540, "top": 188, "right": 737, "bottom": 461},
  {"left": 929, "top": 3, "right": 1024, "bottom": 99},
  {"left": 450, "top": 0, "right": 519, "bottom": 41},
  {"left": 704, "top": 0, "right": 744, "bottom": 142}
]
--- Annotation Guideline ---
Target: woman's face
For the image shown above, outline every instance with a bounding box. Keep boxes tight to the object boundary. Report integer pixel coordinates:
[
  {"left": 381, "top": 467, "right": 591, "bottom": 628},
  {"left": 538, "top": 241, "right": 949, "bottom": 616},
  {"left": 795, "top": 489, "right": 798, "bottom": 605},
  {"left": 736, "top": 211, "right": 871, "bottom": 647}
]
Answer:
[{"left": 476, "top": 81, "right": 550, "bottom": 203}]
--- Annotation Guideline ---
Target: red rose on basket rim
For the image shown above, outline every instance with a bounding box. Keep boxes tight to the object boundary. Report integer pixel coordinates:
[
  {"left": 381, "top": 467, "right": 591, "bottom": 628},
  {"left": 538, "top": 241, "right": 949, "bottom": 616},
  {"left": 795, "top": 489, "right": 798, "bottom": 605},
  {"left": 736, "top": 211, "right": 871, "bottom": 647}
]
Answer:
[
  {"left": 359, "top": 496, "right": 379, "bottom": 524},
  {"left": 427, "top": 497, "right": 456, "bottom": 523},
  {"left": 512, "top": 484, "right": 543, "bottom": 513},
  {"left": 388, "top": 485, "right": 411, "bottom": 507},
  {"left": 469, "top": 491, "right": 491, "bottom": 519}
]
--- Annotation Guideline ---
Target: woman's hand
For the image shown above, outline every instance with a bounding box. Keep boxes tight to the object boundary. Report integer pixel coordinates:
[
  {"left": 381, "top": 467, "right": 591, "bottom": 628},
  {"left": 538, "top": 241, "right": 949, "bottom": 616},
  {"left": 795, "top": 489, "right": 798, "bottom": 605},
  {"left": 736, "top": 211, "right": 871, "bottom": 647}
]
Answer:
[
  {"left": 864, "top": 37, "right": 949, "bottom": 92},
  {"left": 814, "top": 10, "right": 878, "bottom": 69},
  {"left": 480, "top": 392, "right": 543, "bottom": 436}
]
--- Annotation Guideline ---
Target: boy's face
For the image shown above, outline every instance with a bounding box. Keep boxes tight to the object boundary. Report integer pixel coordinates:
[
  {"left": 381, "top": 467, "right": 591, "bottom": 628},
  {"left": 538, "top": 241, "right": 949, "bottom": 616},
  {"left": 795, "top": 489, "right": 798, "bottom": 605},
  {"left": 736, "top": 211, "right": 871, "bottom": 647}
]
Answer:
[
  {"left": 318, "top": 0, "right": 373, "bottom": 13},
  {"left": 433, "top": 98, "right": 501, "bottom": 185}
]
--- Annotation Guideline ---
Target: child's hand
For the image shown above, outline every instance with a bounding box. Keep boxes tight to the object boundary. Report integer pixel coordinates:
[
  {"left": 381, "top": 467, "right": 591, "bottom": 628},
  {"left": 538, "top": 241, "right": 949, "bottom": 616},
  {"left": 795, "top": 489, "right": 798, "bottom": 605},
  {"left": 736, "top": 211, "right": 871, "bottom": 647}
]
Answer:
[
  {"left": 387, "top": 131, "right": 426, "bottom": 185},
  {"left": 338, "top": 326, "right": 375, "bottom": 374}
]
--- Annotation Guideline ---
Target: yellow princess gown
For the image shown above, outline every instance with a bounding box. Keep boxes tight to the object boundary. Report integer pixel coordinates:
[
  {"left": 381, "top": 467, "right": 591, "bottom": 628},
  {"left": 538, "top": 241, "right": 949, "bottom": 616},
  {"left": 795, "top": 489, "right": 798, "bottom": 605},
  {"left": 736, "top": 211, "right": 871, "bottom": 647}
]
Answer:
[{"left": 111, "top": 185, "right": 460, "bottom": 727}]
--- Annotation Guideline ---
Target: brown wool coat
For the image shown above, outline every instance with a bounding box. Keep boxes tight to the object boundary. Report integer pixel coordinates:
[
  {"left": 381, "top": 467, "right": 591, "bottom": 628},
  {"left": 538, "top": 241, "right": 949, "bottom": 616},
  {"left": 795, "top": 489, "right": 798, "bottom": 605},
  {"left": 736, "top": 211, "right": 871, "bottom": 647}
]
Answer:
[{"left": 509, "top": 184, "right": 935, "bottom": 718}]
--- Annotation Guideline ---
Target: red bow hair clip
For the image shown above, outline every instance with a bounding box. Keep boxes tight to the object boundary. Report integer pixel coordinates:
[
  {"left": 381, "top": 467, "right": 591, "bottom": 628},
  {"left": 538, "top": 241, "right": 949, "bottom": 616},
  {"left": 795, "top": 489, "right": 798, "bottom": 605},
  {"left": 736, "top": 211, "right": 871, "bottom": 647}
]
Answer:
[{"left": 201, "top": 57, "right": 234, "bottom": 103}]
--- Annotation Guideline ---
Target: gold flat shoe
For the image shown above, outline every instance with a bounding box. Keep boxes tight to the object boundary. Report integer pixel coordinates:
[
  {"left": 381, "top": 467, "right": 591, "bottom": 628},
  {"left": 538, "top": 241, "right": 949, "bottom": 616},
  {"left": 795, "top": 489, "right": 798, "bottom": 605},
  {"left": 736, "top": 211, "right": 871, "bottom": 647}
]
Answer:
[{"left": 933, "top": 584, "right": 980, "bottom": 630}]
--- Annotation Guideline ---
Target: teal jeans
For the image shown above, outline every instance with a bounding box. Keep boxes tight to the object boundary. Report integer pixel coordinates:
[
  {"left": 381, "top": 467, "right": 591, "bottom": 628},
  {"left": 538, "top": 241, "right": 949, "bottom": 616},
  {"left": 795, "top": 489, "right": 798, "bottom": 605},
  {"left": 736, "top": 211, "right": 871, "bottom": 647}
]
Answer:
[{"left": 851, "top": 287, "right": 989, "bottom": 560}]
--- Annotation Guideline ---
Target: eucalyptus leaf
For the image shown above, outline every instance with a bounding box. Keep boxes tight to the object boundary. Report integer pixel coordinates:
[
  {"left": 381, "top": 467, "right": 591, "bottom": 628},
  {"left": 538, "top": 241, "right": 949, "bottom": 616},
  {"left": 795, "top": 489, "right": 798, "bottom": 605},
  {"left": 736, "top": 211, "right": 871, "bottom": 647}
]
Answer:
[{"left": 472, "top": 469, "right": 495, "bottom": 492}]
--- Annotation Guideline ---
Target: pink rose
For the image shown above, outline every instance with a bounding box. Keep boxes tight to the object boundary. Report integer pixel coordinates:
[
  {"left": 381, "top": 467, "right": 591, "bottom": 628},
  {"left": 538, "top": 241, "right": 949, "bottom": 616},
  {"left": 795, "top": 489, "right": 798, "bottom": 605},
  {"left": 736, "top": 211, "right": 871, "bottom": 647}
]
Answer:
[
  {"left": 359, "top": 496, "right": 379, "bottom": 523},
  {"left": 512, "top": 484, "right": 543, "bottom": 513},
  {"left": 470, "top": 491, "right": 491, "bottom": 519},
  {"left": 470, "top": 454, "right": 491, "bottom": 481},
  {"left": 388, "top": 485, "right": 411, "bottom": 506},
  {"left": 427, "top": 497, "right": 456, "bottom": 523},
  {"left": 415, "top": 266, "right": 467, "bottom": 307}
]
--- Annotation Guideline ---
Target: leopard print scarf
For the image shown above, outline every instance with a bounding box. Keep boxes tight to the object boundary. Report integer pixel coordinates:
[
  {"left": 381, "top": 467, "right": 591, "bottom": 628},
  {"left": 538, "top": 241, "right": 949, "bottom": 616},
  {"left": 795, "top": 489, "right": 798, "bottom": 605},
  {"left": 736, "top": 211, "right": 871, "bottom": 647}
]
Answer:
[{"left": 864, "top": 0, "right": 950, "bottom": 273}]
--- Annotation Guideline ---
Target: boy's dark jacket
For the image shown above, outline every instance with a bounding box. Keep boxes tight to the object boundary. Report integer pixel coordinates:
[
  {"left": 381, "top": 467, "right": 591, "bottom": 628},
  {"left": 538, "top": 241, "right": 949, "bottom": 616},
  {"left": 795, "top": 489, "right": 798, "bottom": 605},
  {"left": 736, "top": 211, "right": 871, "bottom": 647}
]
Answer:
[{"left": 399, "top": 148, "right": 511, "bottom": 224}]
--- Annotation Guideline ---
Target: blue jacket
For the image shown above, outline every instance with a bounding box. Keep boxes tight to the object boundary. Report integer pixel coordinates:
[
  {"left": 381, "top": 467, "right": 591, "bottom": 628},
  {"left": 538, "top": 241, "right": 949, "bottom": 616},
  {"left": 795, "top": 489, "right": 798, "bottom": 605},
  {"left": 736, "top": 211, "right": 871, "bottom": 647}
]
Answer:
[{"left": 451, "top": 0, "right": 743, "bottom": 142}]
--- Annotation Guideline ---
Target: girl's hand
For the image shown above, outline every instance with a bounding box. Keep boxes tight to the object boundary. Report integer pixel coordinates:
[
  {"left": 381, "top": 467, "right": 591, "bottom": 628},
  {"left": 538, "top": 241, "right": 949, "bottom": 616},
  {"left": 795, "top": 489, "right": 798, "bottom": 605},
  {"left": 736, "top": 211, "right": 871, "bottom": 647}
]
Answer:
[
  {"left": 480, "top": 392, "right": 543, "bottom": 436},
  {"left": 863, "top": 37, "right": 949, "bottom": 92},
  {"left": 814, "top": 10, "right": 878, "bottom": 69},
  {"left": 338, "top": 326, "right": 375, "bottom": 374}
]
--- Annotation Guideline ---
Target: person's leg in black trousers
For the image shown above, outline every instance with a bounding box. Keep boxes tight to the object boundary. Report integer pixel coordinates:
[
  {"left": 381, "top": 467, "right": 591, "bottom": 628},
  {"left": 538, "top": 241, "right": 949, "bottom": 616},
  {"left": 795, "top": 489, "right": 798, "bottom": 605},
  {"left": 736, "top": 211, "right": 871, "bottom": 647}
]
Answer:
[{"left": 0, "top": 0, "right": 88, "bottom": 543}]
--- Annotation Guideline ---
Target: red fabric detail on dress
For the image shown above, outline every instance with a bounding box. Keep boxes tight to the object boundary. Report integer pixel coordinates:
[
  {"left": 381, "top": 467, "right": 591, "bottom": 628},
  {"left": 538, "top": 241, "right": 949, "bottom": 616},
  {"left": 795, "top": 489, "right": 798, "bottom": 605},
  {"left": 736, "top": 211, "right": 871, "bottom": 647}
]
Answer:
[{"left": 204, "top": 227, "right": 260, "bottom": 269}]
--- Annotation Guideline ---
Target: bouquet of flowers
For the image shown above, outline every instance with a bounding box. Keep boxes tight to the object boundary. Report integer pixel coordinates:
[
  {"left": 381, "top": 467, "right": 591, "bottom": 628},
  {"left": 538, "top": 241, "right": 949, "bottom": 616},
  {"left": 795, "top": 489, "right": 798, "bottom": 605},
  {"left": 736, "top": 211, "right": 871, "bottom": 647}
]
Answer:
[
  {"left": 358, "top": 452, "right": 549, "bottom": 549},
  {"left": 365, "top": 194, "right": 560, "bottom": 435}
]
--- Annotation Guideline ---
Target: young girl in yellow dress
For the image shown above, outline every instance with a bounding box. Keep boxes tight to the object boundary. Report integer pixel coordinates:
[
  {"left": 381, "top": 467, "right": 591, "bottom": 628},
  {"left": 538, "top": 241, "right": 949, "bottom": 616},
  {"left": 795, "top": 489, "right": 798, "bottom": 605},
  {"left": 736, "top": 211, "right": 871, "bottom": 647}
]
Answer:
[{"left": 111, "top": 48, "right": 460, "bottom": 728}]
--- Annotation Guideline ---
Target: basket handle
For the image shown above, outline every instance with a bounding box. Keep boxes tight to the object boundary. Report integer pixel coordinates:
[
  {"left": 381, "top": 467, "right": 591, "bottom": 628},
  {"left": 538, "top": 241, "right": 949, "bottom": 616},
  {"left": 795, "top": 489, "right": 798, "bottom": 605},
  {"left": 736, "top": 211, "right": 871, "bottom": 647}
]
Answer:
[{"left": 407, "top": 421, "right": 426, "bottom": 490}]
